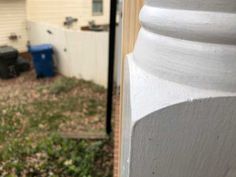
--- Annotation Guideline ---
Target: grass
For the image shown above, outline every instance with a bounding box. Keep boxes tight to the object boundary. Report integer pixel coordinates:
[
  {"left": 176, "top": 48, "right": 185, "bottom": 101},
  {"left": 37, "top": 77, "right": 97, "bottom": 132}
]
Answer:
[
  {"left": 48, "top": 77, "right": 79, "bottom": 95},
  {"left": 0, "top": 134, "right": 113, "bottom": 177},
  {"left": 0, "top": 76, "right": 113, "bottom": 177},
  {"left": 0, "top": 134, "right": 112, "bottom": 177}
]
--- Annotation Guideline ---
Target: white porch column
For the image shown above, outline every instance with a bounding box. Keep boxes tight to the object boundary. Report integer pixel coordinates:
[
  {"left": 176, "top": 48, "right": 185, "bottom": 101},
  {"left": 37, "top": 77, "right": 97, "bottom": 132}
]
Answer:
[{"left": 121, "top": 0, "right": 236, "bottom": 177}]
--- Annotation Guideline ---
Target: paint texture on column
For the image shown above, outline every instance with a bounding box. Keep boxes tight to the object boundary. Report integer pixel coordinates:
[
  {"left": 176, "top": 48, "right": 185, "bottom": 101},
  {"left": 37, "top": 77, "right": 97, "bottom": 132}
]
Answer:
[{"left": 121, "top": 0, "right": 236, "bottom": 176}]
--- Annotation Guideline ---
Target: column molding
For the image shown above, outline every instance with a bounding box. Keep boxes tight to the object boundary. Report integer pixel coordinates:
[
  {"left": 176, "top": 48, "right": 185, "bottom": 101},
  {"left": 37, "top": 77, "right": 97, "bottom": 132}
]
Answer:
[
  {"left": 121, "top": 0, "right": 236, "bottom": 177},
  {"left": 117, "top": 1, "right": 144, "bottom": 177}
]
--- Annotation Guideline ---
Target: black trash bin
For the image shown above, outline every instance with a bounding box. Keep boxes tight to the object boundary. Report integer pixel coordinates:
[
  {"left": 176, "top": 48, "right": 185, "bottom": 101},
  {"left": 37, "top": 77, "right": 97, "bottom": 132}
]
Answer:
[
  {"left": 16, "top": 56, "right": 31, "bottom": 73},
  {"left": 0, "top": 46, "right": 19, "bottom": 79}
]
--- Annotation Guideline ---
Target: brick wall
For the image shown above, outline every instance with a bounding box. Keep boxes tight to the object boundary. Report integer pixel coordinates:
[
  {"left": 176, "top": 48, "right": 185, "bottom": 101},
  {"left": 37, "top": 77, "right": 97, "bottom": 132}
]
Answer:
[{"left": 113, "top": 93, "right": 120, "bottom": 177}]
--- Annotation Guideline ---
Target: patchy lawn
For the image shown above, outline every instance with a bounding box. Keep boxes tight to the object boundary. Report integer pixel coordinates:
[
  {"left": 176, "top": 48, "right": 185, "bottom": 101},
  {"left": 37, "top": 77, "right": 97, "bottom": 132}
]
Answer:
[{"left": 0, "top": 71, "right": 113, "bottom": 177}]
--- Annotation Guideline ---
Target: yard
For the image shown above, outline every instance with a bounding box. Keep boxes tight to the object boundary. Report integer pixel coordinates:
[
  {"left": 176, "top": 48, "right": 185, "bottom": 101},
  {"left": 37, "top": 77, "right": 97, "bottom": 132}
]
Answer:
[{"left": 0, "top": 70, "right": 113, "bottom": 177}]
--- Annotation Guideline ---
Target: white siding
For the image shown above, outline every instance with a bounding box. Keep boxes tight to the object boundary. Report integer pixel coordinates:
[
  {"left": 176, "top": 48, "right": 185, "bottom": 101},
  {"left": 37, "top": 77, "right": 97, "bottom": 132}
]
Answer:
[
  {"left": 0, "top": 0, "right": 28, "bottom": 52},
  {"left": 27, "top": 0, "right": 110, "bottom": 29}
]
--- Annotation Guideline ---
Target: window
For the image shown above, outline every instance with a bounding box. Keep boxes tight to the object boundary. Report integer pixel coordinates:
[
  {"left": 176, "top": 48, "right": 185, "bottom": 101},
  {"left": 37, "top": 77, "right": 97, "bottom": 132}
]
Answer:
[{"left": 92, "top": 0, "right": 103, "bottom": 16}]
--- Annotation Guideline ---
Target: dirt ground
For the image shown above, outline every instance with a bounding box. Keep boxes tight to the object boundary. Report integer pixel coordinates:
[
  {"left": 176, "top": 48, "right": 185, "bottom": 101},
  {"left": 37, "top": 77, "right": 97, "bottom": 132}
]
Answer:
[
  {"left": 0, "top": 70, "right": 113, "bottom": 177},
  {"left": 0, "top": 70, "right": 107, "bottom": 134}
]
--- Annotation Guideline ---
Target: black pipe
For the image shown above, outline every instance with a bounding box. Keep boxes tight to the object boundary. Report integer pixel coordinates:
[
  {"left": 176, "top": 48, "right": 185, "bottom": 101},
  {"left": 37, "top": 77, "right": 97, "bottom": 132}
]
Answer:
[{"left": 106, "top": 0, "right": 117, "bottom": 135}]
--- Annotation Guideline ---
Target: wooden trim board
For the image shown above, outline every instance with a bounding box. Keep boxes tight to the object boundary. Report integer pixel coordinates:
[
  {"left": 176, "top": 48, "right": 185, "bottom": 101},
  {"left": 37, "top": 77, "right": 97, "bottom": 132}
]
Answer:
[
  {"left": 115, "top": 1, "right": 144, "bottom": 177},
  {"left": 122, "top": 0, "right": 144, "bottom": 59},
  {"left": 60, "top": 131, "right": 107, "bottom": 140}
]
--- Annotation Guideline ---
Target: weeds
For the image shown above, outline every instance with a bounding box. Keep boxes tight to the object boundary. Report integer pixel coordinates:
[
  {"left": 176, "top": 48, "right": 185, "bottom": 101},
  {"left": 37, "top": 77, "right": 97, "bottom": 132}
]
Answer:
[
  {"left": 0, "top": 75, "right": 112, "bottom": 177},
  {"left": 48, "top": 77, "right": 79, "bottom": 95},
  {"left": 0, "top": 134, "right": 113, "bottom": 177}
]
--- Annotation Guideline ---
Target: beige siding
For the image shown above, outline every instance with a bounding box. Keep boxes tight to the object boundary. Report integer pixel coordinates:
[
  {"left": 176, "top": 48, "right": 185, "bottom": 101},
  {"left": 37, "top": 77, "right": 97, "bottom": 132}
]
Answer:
[
  {"left": 0, "top": 0, "right": 28, "bottom": 52},
  {"left": 27, "top": 0, "right": 110, "bottom": 29}
]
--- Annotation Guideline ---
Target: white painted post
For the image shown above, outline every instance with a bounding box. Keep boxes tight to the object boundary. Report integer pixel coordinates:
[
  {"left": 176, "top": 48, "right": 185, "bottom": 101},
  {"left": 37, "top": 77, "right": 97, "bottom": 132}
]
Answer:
[{"left": 121, "top": 0, "right": 236, "bottom": 177}]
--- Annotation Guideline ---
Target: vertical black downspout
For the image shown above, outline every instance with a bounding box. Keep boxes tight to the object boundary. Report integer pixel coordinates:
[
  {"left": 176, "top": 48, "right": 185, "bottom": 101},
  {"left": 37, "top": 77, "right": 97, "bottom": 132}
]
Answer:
[{"left": 106, "top": 0, "right": 117, "bottom": 135}]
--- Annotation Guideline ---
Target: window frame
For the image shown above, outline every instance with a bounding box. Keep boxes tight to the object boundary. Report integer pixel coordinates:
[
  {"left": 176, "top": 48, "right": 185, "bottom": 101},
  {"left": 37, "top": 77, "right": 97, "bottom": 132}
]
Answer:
[{"left": 92, "top": 0, "right": 104, "bottom": 16}]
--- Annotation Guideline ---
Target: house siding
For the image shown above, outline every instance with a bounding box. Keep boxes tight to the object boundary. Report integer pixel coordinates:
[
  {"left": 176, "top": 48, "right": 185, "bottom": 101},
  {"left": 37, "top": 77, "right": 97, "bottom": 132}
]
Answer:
[
  {"left": 27, "top": 0, "right": 110, "bottom": 29},
  {"left": 0, "top": 0, "right": 28, "bottom": 52}
]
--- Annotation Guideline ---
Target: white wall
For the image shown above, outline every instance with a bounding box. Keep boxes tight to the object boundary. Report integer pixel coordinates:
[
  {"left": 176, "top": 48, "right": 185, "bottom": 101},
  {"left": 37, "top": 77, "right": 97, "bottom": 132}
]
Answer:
[
  {"left": 27, "top": 0, "right": 110, "bottom": 29},
  {"left": 28, "top": 21, "right": 108, "bottom": 87},
  {"left": 0, "top": 0, "right": 28, "bottom": 52}
]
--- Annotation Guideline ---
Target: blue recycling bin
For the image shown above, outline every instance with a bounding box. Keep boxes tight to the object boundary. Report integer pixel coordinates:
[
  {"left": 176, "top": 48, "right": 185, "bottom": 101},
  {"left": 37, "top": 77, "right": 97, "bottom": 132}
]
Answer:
[{"left": 29, "top": 44, "right": 55, "bottom": 78}]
